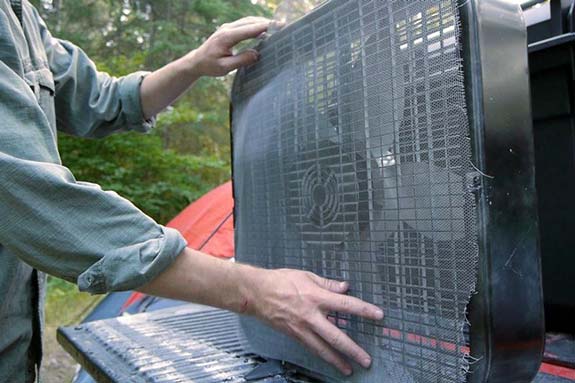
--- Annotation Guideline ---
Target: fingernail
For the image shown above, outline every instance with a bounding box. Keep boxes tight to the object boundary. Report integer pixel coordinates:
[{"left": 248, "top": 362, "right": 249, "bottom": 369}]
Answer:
[
  {"left": 374, "top": 309, "right": 384, "bottom": 319},
  {"left": 270, "top": 20, "right": 286, "bottom": 28},
  {"left": 361, "top": 357, "right": 372, "bottom": 368},
  {"left": 343, "top": 367, "right": 353, "bottom": 376},
  {"left": 248, "top": 49, "right": 260, "bottom": 60}
]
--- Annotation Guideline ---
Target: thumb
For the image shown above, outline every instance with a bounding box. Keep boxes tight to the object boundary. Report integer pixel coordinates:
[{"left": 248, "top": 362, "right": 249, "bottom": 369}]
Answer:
[{"left": 219, "top": 49, "right": 260, "bottom": 72}]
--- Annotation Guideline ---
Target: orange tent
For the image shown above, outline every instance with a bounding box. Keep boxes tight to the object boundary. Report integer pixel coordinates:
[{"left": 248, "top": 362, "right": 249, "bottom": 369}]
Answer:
[{"left": 167, "top": 181, "right": 234, "bottom": 258}]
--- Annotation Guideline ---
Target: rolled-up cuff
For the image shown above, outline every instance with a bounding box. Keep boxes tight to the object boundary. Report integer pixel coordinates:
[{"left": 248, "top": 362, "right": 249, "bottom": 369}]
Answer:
[
  {"left": 118, "top": 71, "right": 156, "bottom": 133},
  {"left": 77, "top": 226, "right": 187, "bottom": 294}
]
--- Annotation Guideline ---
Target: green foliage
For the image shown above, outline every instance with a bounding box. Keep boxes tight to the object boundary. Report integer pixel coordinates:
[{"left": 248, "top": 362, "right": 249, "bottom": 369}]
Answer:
[
  {"left": 59, "top": 131, "right": 229, "bottom": 224},
  {"left": 46, "top": 274, "right": 75, "bottom": 297}
]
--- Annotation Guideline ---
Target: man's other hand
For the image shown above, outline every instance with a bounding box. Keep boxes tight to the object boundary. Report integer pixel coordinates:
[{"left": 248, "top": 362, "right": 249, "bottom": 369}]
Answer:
[
  {"left": 245, "top": 268, "right": 384, "bottom": 376},
  {"left": 140, "top": 16, "right": 276, "bottom": 118},
  {"left": 185, "top": 16, "right": 273, "bottom": 77}
]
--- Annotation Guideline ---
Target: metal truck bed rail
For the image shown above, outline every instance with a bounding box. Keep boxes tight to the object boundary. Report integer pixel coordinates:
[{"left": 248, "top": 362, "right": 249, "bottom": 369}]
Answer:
[{"left": 58, "top": 305, "right": 315, "bottom": 383}]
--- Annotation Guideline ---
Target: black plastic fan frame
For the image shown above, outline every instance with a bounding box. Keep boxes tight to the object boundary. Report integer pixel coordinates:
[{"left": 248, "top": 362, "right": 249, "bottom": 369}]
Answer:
[
  {"left": 459, "top": 0, "right": 545, "bottom": 382},
  {"left": 231, "top": 0, "right": 545, "bottom": 382}
]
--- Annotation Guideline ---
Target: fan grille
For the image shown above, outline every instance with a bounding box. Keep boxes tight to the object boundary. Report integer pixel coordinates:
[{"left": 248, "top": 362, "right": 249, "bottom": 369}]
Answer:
[
  {"left": 303, "top": 164, "right": 339, "bottom": 227},
  {"left": 232, "top": 0, "right": 478, "bottom": 382}
]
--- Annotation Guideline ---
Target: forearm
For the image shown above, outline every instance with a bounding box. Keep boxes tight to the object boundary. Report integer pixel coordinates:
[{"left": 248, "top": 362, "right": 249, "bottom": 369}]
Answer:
[
  {"left": 140, "top": 52, "right": 201, "bottom": 119},
  {"left": 138, "top": 247, "right": 258, "bottom": 313}
]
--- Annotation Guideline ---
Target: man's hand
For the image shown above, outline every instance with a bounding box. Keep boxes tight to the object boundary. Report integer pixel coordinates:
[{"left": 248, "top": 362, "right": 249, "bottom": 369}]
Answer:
[
  {"left": 140, "top": 16, "right": 273, "bottom": 118},
  {"left": 245, "top": 269, "right": 383, "bottom": 376},
  {"left": 140, "top": 248, "right": 383, "bottom": 377},
  {"left": 185, "top": 17, "right": 271, "bottom": 77}
]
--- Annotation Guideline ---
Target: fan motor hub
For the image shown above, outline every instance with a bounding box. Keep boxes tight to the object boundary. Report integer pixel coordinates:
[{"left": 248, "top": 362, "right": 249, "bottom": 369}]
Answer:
[{"left": 311, "top": 184, "right": 327, "bottom": 206}]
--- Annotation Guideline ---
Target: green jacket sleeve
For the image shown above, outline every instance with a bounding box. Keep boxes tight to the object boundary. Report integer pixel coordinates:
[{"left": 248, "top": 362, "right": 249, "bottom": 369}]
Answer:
[
  {"left": 33, "top": 6, "right": 154, "bottom": 138},
  {"left": 0, "top": 60, "right": 187, "bottom": 294}
]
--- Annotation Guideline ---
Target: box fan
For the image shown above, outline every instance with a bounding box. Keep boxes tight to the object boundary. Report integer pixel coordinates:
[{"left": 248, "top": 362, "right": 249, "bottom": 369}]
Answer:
[{"left": 231, "top": 0, "right": 544, "bottom": 382}]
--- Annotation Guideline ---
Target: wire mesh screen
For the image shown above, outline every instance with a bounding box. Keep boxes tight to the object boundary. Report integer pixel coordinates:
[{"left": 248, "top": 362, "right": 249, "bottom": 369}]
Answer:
[{"left": 232, "top": 0, "right": 478, "bottom": 381}]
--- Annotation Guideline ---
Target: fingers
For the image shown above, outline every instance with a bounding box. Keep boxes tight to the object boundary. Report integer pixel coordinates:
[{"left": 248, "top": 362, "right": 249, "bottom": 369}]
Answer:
[
  {"left": 322, "top": 293, "right": 384, "bottom": 321},
  {"left": 306, "top": 272, "right": 383, "bottom": 319},
  {"left": 219, "top": 22, "right": 271, "bottom": 47},
  {"left": 308, "top": 273, "right": 349, "bottom": 294},
  {"left": 218, "top": 49, "right": 260, "bottom": 72},
  {"left": 311, "top": 316, "right": 372, "bottom": 369},
  {"left": 221, "top": 16, "right": 271, "bottom": 29},
  {"left": 327, "top": 315, "right": 349, "bottom": 327},
  {"left": 295, "top": 329, "right": 353, "bottom": 376}
]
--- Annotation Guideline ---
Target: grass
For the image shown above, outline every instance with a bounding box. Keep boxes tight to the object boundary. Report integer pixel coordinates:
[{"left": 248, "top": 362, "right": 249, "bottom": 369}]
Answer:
[
  {"left": 45, "top": 277, "right": 102, "bottom": 325},
  {"left": 41, "top": 276, "right": 103, "bottom": 383}
]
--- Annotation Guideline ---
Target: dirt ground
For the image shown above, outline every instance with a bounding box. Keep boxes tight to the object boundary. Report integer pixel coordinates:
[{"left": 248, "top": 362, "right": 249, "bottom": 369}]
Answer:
[
  {"left": 41, "top": 324, "right": 79, "bottom": 383},
  {"left": 41, "top": 280, "right": 102, "bottom": 383}
]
